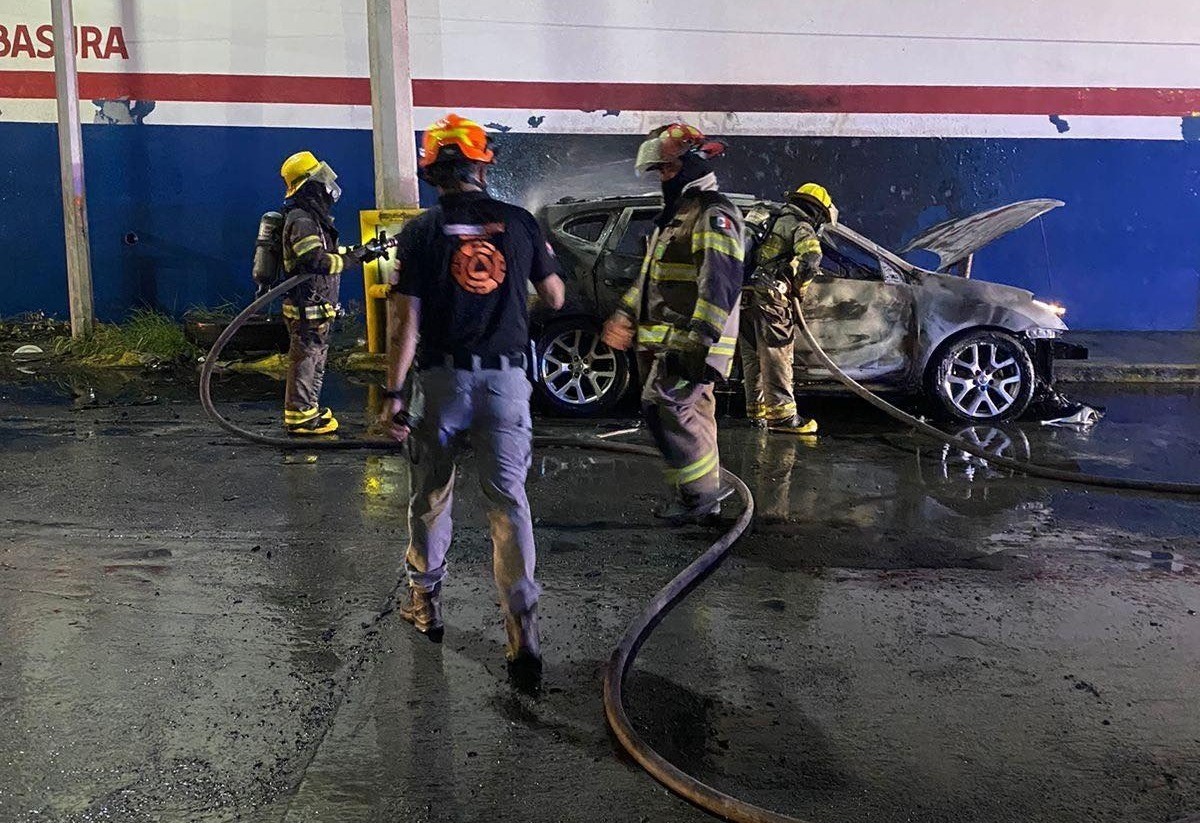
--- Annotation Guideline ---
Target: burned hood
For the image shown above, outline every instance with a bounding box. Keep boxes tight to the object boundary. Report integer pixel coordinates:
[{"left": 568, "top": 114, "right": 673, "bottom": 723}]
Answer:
[{"left": 901, "top": 199, "right": 1064, "bottom": 271}]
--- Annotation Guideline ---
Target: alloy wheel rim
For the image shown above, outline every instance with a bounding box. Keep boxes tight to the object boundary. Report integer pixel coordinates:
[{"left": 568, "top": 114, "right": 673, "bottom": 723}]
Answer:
[
  {"left": 942, "top": 341, "right": 1024, "bottom": 418},
  {"left": 540, "top": 329, "right": 619, "bottom": 406}
]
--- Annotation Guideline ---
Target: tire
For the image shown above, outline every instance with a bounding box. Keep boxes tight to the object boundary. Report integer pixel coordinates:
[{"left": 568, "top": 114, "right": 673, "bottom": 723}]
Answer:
[
  {"left": 533, "top": 317, "right": 632, "bottom": 417},
  {"left": 927, "top": 330, "right": 1035, "bottom": 423}
]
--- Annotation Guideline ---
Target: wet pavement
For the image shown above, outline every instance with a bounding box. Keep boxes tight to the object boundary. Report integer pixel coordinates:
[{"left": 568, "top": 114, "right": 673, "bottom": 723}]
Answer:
[{"left": 1, "top": 371, "right": 1198, "bottom": 823}]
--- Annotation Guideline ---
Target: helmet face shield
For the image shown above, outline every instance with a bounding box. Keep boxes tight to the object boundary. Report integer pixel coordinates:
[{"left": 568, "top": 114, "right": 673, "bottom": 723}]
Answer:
[
  {"left": 634, "top": 137, "right": 670, "bottom": 176},
  {"left": 309, "top": 162, "right": 341, "bottom": 203}
]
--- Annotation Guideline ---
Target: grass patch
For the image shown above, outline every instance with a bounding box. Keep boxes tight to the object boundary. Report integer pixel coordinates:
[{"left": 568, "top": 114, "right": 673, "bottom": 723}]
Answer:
[{"left": 54, "top": 309, "right": 199, "bottom": 365}]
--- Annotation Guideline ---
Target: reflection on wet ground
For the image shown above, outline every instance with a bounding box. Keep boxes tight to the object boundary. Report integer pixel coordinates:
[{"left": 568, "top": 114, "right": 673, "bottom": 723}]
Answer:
[{"left": 1, "top": 371, "right": 1198, "bottom": 822}]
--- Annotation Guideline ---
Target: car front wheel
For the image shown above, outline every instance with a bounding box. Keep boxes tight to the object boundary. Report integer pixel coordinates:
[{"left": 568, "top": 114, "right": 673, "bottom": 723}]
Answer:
[
  {"left": 533, "top": 318, "right": 631, "bottom": 417},
  {"left": 928, "top": 330, "right": 1035, "bottom": 423}
]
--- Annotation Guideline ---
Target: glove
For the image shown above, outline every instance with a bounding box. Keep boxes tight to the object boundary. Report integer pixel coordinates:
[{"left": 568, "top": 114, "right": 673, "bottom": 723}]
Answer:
[
  {"left": 662, "top": 348, "right": 710, "bottom": 384},
  {"left": 345, "top": 242, "right": 383, "bottom": 265}
]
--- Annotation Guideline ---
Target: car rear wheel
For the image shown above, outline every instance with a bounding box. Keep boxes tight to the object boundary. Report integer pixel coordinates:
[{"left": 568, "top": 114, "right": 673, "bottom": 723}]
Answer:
[
  {"left": 928, "top": 330, "right": 1035, "bottom": 423},
  {"left": 534, "top": 318, "right": 631, "bottom": 417}
]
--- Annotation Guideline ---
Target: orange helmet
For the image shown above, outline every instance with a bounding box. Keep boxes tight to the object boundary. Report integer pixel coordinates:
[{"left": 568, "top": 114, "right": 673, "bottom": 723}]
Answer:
[
  {"left": 634, "top": 123, "right": 726, "bottom": 175},
  {"left": 419, "top": 113, "right": 495, "bottom": 168}
]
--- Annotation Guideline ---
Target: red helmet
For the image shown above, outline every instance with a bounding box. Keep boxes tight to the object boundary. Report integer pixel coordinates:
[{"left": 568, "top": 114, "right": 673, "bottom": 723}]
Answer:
[
  {"left": 634, "top": 123, "right": 726, "bottom": 175},
  {"left": 419, "top": 113, "right": 495, "bottom": 168}
]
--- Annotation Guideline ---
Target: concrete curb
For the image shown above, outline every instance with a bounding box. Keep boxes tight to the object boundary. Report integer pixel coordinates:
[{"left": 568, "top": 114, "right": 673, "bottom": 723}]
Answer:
[{"left": 1055, "top": 362, "right": 1200, "bottom": 384}]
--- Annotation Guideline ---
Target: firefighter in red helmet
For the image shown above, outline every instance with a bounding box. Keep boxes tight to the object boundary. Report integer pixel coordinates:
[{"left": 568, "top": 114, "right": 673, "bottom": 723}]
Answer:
[{"left": 602, "top": 123, "right": 744, "bottom": 524}]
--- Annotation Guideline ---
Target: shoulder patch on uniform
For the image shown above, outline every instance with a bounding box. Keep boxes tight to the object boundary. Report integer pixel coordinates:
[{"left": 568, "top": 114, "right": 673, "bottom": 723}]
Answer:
[{"left": 710, "top": 213, "right": 733, "bottom": 232}]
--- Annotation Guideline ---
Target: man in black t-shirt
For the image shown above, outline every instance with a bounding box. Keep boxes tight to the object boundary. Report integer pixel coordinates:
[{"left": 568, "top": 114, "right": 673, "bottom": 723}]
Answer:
[{"left": 378, "top": 115, "right": 565, "bottom": 678}]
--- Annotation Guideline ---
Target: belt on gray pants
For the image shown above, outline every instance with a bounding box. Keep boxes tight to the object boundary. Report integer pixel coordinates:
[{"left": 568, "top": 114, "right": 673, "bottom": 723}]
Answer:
[{"left": 421, "top": 352, "right": 528, "bottom": 372}]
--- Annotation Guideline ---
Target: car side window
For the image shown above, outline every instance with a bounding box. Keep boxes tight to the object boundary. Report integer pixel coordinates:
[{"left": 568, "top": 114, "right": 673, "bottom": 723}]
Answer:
[
  {"left": 615, "top": 210, "right": 659, "bottom": 256},
  {"left": 819, "top": 232, "right": 884, "bottom": 281},
  {"left": 562, "top": 213, "right": 610, "bottom": 244}
]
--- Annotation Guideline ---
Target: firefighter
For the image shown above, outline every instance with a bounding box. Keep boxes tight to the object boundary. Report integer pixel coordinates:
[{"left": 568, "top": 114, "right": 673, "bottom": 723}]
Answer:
[
  {"left": 278, "top": 151, "right": 383, "bottom": 435},
  {"left": 740, "top": 183, "right": 836, "bottom": 434},
  {"left": 601, "top": 124, "right": 744, "bottom": 525},
  {"left": 377, "top": 115, "right": 566, "bottom": 678}
]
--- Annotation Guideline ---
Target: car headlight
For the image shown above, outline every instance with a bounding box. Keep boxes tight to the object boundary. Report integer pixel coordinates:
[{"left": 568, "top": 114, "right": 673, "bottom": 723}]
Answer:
[{"left": 1032, "top": 298, "right": 1066, "bottom": 317}]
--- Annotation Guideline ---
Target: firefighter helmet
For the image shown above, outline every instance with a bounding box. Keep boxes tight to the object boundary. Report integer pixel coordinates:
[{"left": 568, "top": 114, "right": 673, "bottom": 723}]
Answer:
[
  {"left": 281, "top": 151, "right": 341, "bottom": 201},
  {"left": 419, "top": 114, "right": 495, "bottom": 168},
  {"left": 787, "top": 183, "right": 836, "bottom": 225},
  {"left": 634, "top": 123, "right": 726, "bottom": 176}
]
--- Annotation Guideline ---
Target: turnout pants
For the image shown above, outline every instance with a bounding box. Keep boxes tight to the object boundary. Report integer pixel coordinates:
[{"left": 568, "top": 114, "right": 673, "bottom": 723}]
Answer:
[
  {"left": 284, "top": 318, "right": 331, "bottom": 424},
  {"left": 739, "top": 296, "right": 797, "bottom": 423},
  {"left": 641, "top": 352, "right": 721, "bottom": 507},
  {"left": 405, "top": 362, "right": 540, "bottom": 617}
]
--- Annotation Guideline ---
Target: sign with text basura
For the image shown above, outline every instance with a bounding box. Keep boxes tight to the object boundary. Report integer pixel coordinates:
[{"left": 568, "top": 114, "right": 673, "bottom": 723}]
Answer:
[{"left": 0, "top": 23, "right": 128, "bottom": 59}]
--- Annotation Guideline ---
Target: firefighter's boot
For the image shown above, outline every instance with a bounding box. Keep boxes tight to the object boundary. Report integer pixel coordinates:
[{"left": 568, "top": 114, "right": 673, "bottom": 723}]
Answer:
[
  {"left": 286, "top": 407, "right": 339, "bottom": 435},
  {"left": 768, "top": 414, "right": 818, "bottom": 435},
  {"left": 505, "top": 606, "right": 542, "bottom": 679},
  {"left": 654, "top": 484, "right": 735, "bottom": 526},
  {"left": 400, "top": 583, "right": 444, "bottom": 642}
]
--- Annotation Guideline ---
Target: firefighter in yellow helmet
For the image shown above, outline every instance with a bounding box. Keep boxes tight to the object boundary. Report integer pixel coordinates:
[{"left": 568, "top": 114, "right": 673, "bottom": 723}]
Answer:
[
  {"left": 278, "top": 151, "right": 384, "bottom": 435},
  {"left": 739, "top": 182, "right": 836, "bottom": 435},
  {"left": 601, "top": 123, "right": 744, "bottom": 525}
]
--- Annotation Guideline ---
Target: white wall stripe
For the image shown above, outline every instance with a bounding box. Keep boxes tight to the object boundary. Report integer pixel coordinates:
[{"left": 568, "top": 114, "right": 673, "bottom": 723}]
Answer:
[{"left": 1, "top": 99, "right": 1190, "bottom": 141}]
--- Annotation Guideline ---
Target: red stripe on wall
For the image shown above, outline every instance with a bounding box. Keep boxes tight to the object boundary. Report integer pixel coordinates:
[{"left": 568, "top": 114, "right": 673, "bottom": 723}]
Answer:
[
  {"left": 2, "top": 71, "right": 1200, "bottom": 116},
  {"left": 0, "top": 71, "right": 368, "bottom": 104}
]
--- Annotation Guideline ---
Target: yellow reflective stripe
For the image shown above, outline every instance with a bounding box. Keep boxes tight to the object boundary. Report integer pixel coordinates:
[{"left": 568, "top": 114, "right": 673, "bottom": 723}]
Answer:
[
  {"left": 620, "top": 286, "right": 641, "bottom": 309},
  {"left": 327, "top": 253, "right": 344, "bottom": 275},
  {"left": 710, "top": 334, "right": 737, "bottom": 356},
  {"left": 650, "top": 261, "right": 695, "bottom": 282},
  {"left": 292, "top": 235, "right": 323, "bottom": 257},
  {"left": 692, "top": 231, "right": 744, "bottom": 261},
  {"left": 285, "top": 303, "right": 337, "bottom": 321},
  {"left": 284, "top": 407, "right": 319, "bottom": 423},
  {"left": 794, "top": 236, "right": 822, "bottom": 257},
  {"left": 693, "top": 298, "right": 728, "bottom": 329},
  {"left": 637, "top": 324, "right": 670, "bottom": 345},
  {"left": 763, "top": 402, "right": 798, "bottom": 419},
  {"left": 667, "top": 450, "right": 719, "bottom": 485}
]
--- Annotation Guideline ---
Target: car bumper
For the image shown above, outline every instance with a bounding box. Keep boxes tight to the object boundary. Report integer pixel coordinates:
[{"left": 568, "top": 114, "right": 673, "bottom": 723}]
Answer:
[{"left": 1051, "top": 340, "right": 1088, "bottom": 361}]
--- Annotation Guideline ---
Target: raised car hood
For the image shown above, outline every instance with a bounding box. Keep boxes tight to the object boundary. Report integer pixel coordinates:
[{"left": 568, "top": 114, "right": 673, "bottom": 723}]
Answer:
[{"left": 901, "top": 199, "right": 1064, "bottom": 272}]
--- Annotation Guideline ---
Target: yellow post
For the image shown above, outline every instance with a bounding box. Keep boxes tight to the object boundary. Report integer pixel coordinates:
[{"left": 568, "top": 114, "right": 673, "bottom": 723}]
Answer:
[{"left": 360, "top": 208, "right": 423, "bottom": 353}]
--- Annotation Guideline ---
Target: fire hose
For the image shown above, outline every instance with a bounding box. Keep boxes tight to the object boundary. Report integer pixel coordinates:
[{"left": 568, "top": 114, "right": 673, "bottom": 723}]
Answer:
[{"left": 200, "top": 271, "right": 1200, "bottom": 823}]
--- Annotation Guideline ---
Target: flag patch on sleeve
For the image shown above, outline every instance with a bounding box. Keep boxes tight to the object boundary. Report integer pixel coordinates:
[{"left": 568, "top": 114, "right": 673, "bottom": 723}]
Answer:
[{"left": 710, "top": 213, "right": 733, "bottom": 231}]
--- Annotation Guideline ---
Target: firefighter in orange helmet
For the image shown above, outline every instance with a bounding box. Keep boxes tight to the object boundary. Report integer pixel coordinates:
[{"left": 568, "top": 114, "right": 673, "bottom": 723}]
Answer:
[{"left": 377, "top": 114, "right": 565, "bottom": 682}]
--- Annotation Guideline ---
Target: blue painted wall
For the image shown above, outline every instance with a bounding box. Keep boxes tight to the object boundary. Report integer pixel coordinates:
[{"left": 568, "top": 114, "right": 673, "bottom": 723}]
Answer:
[{"left": 3, "top": 125, "right": 1198, "bottom": 329}]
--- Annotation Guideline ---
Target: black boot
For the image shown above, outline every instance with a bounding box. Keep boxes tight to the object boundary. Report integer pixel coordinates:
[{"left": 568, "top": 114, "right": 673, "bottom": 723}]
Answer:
[
  {"left": 653, "top": 484, "right": 735, "bottom": 526},
  {"left": 505, "top": 606, "right": 542, "bottom": 690},
  {"left": 399, "top": 583, "right": 444, "bottom": 642}
]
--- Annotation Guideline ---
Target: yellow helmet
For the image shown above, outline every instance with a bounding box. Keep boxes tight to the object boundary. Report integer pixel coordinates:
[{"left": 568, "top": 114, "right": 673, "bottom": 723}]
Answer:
[
  {"left": 281, "top": 150, "right": 340, "bottom": 200},
  {"left": 787, "top": 182, "right": 836, "bottom": 224}
]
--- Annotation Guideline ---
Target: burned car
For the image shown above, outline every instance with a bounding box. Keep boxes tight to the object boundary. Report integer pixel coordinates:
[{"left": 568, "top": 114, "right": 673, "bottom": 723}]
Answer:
[{"left": 531, "top": 195, "right": 1086, "bottom": 423}]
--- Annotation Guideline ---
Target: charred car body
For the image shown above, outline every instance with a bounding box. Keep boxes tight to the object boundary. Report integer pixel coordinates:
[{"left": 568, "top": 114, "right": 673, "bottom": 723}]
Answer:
[{"left": 531, "top": 195, "right": 1086, "bottom": 423}]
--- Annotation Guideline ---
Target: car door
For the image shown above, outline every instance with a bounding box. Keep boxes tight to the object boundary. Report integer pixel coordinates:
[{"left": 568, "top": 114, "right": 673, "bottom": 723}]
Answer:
[
  {"left": 594, "top": 207, "right": 659, "bottom": 315},
  {"left": 794, "top": 226, "right": 917, "bottom": 387}
]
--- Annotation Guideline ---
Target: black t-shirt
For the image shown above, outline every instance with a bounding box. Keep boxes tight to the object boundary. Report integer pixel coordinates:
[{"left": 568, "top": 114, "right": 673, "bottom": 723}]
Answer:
[{"left": 392, "top": 190, "right": 557, "bottom": 361}]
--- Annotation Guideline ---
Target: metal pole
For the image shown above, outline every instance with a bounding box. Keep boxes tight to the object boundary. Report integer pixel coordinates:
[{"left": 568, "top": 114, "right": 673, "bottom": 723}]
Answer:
[
  {"left": 51, "top": 0, "right": 95, "bottom": 338},
  {"left": 366, "top": 0, "right": 419, "bottom": 209}
]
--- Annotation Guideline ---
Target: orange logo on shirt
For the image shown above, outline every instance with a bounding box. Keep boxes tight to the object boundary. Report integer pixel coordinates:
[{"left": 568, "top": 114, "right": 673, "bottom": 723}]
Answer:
[{"left": 451, "top": 238, "right": 507, "bottom": 295}]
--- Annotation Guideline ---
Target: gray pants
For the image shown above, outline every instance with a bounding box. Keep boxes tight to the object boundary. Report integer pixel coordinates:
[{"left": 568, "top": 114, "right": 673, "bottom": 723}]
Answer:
[
  {"left": 405, "top": 364, "right": 540, "bottom": 617},
  {"left": 739, "top": 300, "right": 797, "bottom": 422},
  {"left": 284, "top": 318, "right": 331, "bottom": 423},
  {"left": 641, "top": 353, "right": 720, "bottom": 506}
]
